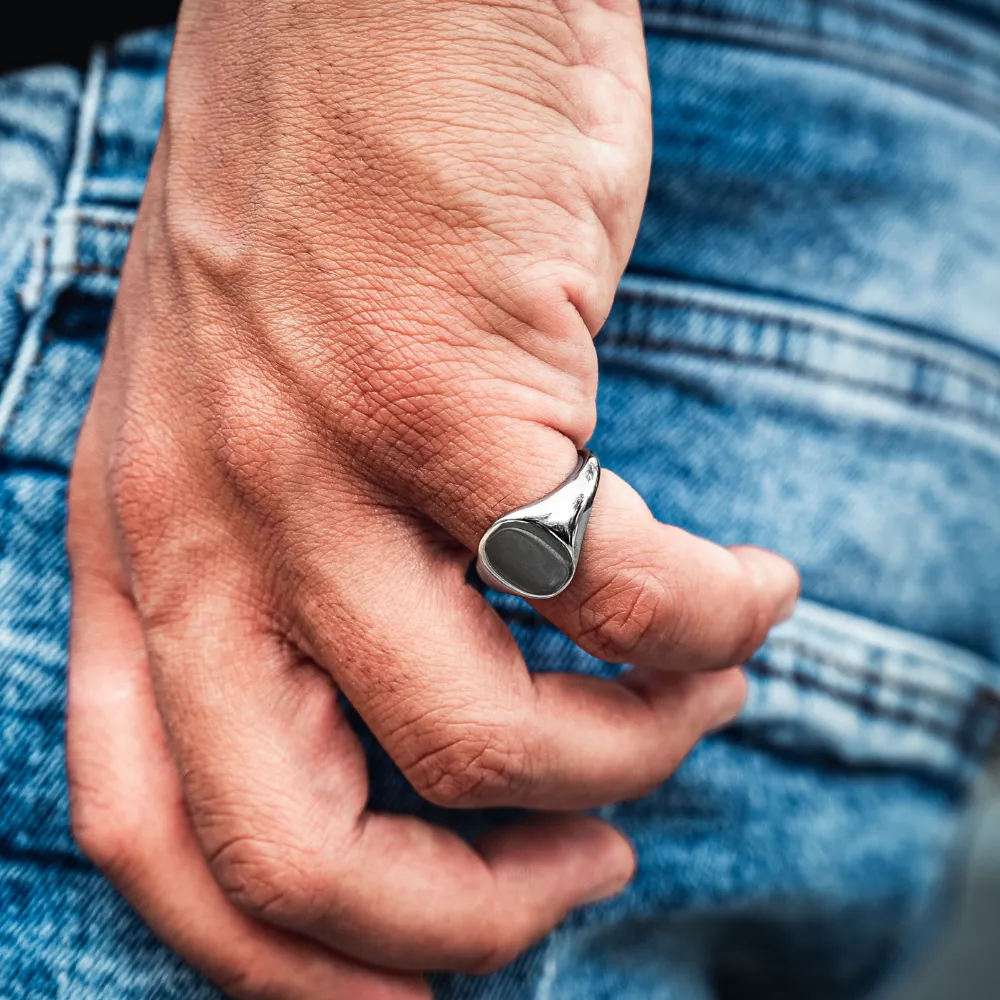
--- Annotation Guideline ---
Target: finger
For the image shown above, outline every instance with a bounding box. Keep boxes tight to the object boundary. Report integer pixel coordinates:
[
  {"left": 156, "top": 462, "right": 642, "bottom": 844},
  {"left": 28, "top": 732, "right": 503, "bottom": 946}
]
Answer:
[
  {"left": 137, "top": 580, "right": 637, "bottom": 973},
  {"left": 66, "top": 572, "right": 429, "bottom": 999},
  {"left": 372, "top": 423, "right": 799, "bottom": 671},
  {"left": 288, "top": 514, "right": 746, "bottom": 811},
  {"left": 536, "top": 470, "right": 800, "bottom": 669}
]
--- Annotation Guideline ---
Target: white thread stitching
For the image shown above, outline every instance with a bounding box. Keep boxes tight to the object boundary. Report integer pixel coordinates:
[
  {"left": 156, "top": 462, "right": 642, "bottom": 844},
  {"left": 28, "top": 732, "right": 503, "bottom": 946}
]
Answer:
[{"left": 0, "top": 46, "right": 106, "bottom": 444}]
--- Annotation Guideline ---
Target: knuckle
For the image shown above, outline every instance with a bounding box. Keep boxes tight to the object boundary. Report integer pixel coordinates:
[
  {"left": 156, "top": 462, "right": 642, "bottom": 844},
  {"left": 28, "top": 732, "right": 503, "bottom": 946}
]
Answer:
[
  {"left": 458, "top": 900, "right": 544, "bottom": 976},
  {"left": 212, "top": 953, "right": 283, "bottom": 1000},
  {"left": 213, "top": 963, "right": 261, "bottom": 1000},
  {"left": 207, "top": 828, "right": 310, "bottom": 922},
  {"left": 69, "top": 782, "right": 142, "bottom": 886},
  {"left": 401, "top": 722, "right": 527, "bottom": 808},
  {"left": 465, "top": 941, "right": 516, "bottom": 977},
  {"left": 572, "top": 568, "right": 668, "bottom": 661},
  {"left": 328, "top": 336, "right": 596, "bottom": 500},
  {"left": 462, "top": 917, "right": 531, "bottom": 975},
  {"left": 728, "top": 577, "right": 771, "bottom": 664},
  {"left": 708, "top": 555, "right": 775, "bottom": 666}
]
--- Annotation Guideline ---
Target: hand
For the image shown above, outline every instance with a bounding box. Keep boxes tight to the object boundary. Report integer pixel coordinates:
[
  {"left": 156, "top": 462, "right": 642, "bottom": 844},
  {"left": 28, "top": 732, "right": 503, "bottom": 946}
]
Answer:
[{"left": 66, "top": 0, "right": 800, "bottom": 995}]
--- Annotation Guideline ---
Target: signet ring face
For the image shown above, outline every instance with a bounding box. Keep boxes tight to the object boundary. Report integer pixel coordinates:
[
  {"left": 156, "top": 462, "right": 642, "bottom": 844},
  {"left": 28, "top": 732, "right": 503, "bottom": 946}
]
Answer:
[{"left": 476, "top": 450, "right": 600, "bottom": 600}]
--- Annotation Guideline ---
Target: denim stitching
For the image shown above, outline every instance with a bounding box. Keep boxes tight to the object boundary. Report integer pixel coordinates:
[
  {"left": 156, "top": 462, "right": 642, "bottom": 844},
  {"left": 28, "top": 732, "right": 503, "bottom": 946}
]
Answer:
[
  {"left": 757, "top": 644, "right": 1000, "bottom": 753},
  {"left": 646, "top": 0, "right": 1000, "bottom": 67},
  {"left": 765, "top": 636, "right": 997, "bottom": 714},
  {"left": 641, "top": 2, "right": 1000, "bottom": 121},
  {"left": 612, "top": 281, "right": 1000, "bottom": 383},
  {"left": 599, "top": 332, "right": 1000, "bottom": 437},
  {"left": 0, "top": 455, "right": 71, "bottom": 478},
  {"left": 745, "top": 657, "right": 1000, "bottom": 762},
  {"left": 640, "top": 18, "right": 1000, "bottom": 125},
  {"left": 69, "top": 263, "right": 122, "bottom": 278},
  {"left": 0, "top": 49, "right": 106, "bottom": 453},
  {"left": 603, "top": 295, "right": 1000, "bottom": 429},
  {"left": 78, "top": 216, "right": 135, "bottom": 233}
]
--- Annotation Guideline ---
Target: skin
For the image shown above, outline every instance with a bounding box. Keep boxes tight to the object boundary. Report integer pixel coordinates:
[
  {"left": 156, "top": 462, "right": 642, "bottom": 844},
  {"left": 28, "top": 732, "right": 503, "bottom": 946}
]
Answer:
[{"left": 64, "top": 0, "right": 800, "bottom": 995}]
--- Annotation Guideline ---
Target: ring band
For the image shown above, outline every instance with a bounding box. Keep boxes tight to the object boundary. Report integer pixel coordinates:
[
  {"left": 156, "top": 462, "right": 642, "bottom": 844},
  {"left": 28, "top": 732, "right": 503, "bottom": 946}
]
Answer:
[{"left": 476, "top": 450, "right": 600, "bottom": 600}]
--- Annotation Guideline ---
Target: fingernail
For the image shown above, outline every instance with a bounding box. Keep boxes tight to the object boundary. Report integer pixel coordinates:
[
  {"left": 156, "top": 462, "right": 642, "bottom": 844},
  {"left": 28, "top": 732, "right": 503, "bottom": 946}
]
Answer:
[
  {"left": 580, "top": 835, "right": 636, "bottom": 905},
  {"left": 581, "top": 869, "right": 633, "bottom": 905},
  {"left": 708, "top": 668, "right": 748, "bottom": 730},
  {"left": 769, "top": 553, "right": 800, "bottom": 623},
  {"left": 775, "top": 583, "right": 800, "bottom": 624},
  {"left": 738, "top": 548, "right": 800, "bottom": 623}
]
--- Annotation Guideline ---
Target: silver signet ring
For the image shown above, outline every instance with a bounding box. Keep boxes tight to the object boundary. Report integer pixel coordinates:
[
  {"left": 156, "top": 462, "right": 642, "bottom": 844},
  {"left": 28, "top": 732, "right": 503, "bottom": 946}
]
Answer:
[{"left": 476, "top": 450, "right": 600, "bottom": 600}]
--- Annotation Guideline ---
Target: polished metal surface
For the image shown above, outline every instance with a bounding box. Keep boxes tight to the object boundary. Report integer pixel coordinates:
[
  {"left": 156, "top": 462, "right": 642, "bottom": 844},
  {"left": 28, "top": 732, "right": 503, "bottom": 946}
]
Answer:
[{"left": 476, "top": 450, "right": 600, "bottom": 600}]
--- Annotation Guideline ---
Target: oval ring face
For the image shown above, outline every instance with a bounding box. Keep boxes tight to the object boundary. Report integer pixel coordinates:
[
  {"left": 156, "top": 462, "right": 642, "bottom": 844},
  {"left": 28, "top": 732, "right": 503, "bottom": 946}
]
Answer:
[
  {"left": 476, "top": 450, "right": 600, "bottom": 600},
  {"left": 481, "top": 521, "right": 576, "bottom": 598}
]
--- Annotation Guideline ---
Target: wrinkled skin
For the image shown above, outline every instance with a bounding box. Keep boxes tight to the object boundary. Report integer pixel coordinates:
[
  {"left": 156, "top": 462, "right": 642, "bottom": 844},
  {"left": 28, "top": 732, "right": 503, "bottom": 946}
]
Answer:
[{"left": 65, "top": 0, "right": 800, "bottom": 996}]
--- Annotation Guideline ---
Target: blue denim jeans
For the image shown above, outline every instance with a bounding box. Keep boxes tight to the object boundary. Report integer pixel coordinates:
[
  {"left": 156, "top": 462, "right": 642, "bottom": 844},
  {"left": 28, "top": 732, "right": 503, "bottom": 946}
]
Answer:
[{"left": 3, "top": 2, "right": 1000, "bottom": 997}]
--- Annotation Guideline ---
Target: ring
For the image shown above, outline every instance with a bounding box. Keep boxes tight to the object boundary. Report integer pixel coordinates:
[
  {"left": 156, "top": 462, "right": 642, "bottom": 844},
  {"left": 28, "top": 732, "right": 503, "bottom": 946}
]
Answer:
[{"left": 476, "top": 450, "right": 600, "bottom": 600}]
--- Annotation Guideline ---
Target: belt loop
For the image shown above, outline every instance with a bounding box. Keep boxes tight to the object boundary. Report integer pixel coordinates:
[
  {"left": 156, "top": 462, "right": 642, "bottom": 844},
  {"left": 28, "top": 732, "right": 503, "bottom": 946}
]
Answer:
[{"left": 0, "top": 44, "right": 106, "bottom": 444}]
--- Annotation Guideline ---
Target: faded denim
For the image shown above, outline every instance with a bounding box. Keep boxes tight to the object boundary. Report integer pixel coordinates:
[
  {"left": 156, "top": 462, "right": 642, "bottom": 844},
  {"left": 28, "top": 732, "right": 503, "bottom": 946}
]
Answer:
[{"left": 2, "top": 2, "right": 1000, "bottom": 997}]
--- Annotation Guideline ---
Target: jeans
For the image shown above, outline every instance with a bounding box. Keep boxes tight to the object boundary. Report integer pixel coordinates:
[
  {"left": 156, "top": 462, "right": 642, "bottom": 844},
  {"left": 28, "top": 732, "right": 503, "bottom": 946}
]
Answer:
[{"left": 2, "top": 2, "right": 1000, "bottom": 997}]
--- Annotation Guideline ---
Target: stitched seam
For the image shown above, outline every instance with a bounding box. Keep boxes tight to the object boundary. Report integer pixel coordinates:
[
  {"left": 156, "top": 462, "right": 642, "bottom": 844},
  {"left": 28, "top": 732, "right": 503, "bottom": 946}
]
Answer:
[
  {"left": 608, "top": 275, "right": 1000, "bottom": 382},
  {"left": 765, "top": 636, "right": 1000, "bottom": 713},
  {"left": 0, "top": 843, "right": 91, "bottom": 873},
  {"left": 610, "top": 284, "right": 1000, "bottom": 390},
  {"left": 599, "top": 331, "right": 1000, "bottom": 436},
  {"left": 642, "top": 1, "right": 1000, "bottom": 120},
  {"left": 745, "top": 657, "right": 1000, "bottom": 760},
  {"left": 603, "top": 285, "right": 1000, "bottom": 426},
  {"left": 0, "top": 455, "right": 70, "bottom": 478},
  {"left": 616, "top": 267, "right": 1000, "bottom": 362},
  {"left": 61, "top": 217, "right": 138, "bottom": 280},
  {"left": 752, "top": 653, "right": 989, "bottom": 735},
  {"left": 78, "top": 216, "right": 135, "bottom": 233},
  {"left": 68, "top": 264, "right": 121, "bottom": 278},
  {"left": 817, "top": 0, "right": 999, "bottom": 62},
  {"left": 648, "top": 0, "right": 1000, "bottom": 67},
  {"left": 641, "top": 13, "right": 1000, "bottom": 125},
  {"left": 0, "top": 49, "right": 106, "bottom": 453}
]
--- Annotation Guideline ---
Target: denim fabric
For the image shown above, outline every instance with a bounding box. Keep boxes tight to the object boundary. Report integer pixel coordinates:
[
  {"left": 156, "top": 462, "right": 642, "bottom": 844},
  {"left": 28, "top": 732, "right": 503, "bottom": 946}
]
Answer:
[{"left": 2, "top": 3, "right": 1000, "bottom": 998}]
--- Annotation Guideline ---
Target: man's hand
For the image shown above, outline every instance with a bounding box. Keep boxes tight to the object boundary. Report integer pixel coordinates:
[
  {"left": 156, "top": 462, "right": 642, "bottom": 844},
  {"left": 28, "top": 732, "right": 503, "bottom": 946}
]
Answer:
[{"left": 66, "top": 0, "right": 799, "bottom": 994}]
